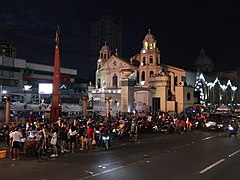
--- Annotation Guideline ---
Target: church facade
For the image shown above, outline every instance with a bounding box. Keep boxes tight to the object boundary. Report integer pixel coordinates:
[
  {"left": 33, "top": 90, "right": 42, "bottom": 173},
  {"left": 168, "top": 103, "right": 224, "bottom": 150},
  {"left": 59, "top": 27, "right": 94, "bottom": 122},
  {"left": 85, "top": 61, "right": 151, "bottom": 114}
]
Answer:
[{"left": 88, "top": 31, "right": 196, "bottom": 115}]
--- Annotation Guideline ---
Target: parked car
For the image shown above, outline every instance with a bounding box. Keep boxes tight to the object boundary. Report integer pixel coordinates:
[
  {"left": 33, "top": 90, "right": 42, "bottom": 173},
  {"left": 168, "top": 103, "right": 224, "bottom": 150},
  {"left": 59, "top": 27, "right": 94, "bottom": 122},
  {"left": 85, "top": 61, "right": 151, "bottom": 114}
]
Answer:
[{"left": 203, "top": 113, "right": 233, "bottom": 131}]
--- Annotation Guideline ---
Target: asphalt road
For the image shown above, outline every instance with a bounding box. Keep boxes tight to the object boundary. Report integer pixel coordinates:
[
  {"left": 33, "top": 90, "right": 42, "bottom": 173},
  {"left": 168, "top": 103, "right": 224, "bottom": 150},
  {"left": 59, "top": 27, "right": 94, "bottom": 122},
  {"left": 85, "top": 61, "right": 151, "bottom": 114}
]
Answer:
[{"left": 1, "top": 130, "right": 240, "bottom": 180}]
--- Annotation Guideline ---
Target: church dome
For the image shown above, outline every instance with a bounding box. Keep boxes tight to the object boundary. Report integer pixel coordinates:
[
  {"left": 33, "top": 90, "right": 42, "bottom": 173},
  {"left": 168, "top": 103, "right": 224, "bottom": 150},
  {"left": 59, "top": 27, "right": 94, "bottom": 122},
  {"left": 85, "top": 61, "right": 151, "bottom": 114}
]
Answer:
[
  {"left": 193, "top": 48, "right": 215, "bottom": 72},
  {"left": 100, "top": 42, "right": 110, "bottom": 51},
  {"left": 144, "top": 30, "right": 155, "bottom": 41}
]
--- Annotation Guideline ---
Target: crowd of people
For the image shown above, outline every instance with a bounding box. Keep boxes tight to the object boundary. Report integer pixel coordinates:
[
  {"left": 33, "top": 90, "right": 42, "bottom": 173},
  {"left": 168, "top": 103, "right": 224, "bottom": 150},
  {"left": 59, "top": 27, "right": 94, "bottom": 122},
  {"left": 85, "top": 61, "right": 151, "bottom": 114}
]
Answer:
[
  {"left": 0, "top": 114, "right": 141, "bottom": 161},
  {"left": 0, "top": 111, "right": 208, "bottom": 162}
]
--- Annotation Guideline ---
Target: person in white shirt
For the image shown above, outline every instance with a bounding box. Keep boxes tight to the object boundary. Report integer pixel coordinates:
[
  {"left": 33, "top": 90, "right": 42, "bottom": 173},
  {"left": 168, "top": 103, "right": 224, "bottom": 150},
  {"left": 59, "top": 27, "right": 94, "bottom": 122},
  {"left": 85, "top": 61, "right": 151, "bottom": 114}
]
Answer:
[
  {"left": 50, "top": 128, "right": 58, "bottom": 158},
  {"left": 10, "top": 127, "right": 23, "bottom": 160}
]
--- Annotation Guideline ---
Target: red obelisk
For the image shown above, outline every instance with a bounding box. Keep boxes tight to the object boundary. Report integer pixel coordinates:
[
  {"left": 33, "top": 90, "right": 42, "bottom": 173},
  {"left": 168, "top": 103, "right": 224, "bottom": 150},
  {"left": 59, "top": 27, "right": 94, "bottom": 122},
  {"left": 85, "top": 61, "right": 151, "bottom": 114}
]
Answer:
[{"left": 50, "top": 25, "right": 61, "bottom": 123}]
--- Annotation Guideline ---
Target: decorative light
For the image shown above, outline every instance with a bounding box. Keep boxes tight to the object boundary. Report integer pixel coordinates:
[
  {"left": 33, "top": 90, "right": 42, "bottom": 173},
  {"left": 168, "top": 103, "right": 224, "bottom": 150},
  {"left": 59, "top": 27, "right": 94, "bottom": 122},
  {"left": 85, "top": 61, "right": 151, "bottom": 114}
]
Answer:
[{"left": 195, "top": 71, "right": 238, "bottom": 105}]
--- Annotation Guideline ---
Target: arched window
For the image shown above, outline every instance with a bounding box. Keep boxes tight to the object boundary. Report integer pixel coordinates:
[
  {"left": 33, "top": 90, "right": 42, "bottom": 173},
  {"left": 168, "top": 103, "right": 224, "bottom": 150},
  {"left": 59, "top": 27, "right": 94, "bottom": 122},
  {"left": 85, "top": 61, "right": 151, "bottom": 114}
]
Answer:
[
  {"left": 141, "top": 71, "right": 145, "bottom": 81},
  {"left": 150, "top": 71, "right": 154, "bottom": 77},
  {"left": 150, "top": 56, "right": 153, "bottom": 63},
  {"left": 149, "top": 43, "right": 153, "bottom": 49},
  {"left": 112, "top": 74, "right": 118, "bottom": 87},
  {"left": 142, "top": 57, "right": 146, "bottom": 66},
  {"left": 156, "top": 57, "right": 158, "bottom": 65},
  {"left": 97, "top": 79, "right": 101, "bottom": 88}
]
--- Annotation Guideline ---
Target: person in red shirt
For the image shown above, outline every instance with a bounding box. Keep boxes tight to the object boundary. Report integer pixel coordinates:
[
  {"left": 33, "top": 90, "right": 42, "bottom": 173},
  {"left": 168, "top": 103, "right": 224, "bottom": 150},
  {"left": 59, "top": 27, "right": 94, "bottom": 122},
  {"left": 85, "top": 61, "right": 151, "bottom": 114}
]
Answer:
[{"left": 86, "top": 123, "right": 94, "bottom": 153}]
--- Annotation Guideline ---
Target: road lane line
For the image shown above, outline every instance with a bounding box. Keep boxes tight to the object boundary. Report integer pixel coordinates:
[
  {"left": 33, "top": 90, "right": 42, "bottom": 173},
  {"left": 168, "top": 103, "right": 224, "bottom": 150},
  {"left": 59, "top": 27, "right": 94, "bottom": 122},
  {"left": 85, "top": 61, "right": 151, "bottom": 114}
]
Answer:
[
  {"left": 199, "top": 159, "right": 225, "bottom": 174},
  {"left": 98, "top": 161, "right": 122, "bottom": 168},
  {"left": 201, "top": 136, "right": 216, "bottom": 141},
  {"left": 174, "top": 143, "right": 191, "bottom": 149},
  {"left": 78, "top": 159, "right": 146, "bottom": 180},
  {"left": 228, "top": 149, "right": 240, "bottom": 158}
]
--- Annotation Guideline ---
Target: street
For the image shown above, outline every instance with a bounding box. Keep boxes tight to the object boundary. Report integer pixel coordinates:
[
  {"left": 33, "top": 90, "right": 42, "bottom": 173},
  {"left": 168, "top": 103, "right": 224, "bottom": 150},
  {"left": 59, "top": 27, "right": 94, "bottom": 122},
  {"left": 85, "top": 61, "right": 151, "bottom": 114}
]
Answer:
[{"left": 1, "top": 130, "right": 240, "bottom": 180}]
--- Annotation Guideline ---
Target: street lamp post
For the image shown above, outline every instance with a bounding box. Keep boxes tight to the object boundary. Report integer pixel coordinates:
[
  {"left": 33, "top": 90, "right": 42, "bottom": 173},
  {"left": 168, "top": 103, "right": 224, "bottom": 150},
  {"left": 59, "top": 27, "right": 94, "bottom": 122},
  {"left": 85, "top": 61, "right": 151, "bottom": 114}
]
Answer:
[
  {"left": 82, "top": 95, "right": 88, "bottom": 119},
  {"left": 3, "top": 94, "right": 11, "bottom": 124},
  {"left": 105, "top": 96, "right": 111, "bottom": 118}
]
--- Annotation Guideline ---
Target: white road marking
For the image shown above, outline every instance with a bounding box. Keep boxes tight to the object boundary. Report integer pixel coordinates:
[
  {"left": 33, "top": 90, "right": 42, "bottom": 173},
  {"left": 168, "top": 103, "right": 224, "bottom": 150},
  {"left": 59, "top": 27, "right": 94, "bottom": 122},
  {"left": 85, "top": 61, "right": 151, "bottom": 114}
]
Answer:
[
  {"left": 174, "top": 143, "right": 191, "bottom": 149},
  {"left": 84, "top": 170, "right": 93, "bottom": 175},
  {"left": 78, "top": 159, "right": 146, "bottom": 180},
  {"left": 228, "top": 149, "right": 240, "bottom": 158},
  {"left": 199, "top": 159, "right": 225, "bottom": 174},
  {"left": 98, "top": 161, "right": 122, "bottom": 168},
  {"left": 201, "top": 136, "right": 216, "bottom": 141}
]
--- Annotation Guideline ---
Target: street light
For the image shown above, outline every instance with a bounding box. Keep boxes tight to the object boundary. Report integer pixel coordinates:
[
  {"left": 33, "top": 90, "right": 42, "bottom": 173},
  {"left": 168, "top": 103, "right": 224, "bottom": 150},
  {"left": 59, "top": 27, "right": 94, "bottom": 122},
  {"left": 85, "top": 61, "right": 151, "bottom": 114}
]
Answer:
[{"left": 23, "top": 84, "right": 32, "bottom": 103}]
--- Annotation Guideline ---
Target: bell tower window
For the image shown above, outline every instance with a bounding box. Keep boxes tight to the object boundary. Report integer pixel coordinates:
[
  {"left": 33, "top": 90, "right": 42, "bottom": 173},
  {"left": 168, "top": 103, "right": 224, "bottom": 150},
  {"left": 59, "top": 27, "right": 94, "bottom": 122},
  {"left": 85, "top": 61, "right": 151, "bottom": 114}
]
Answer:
[
  {"left": 144, "top": 42, "right": 148, "bottom": 49},
  {"left": 141, "top": 71, "right": 145, "bottom": 81},
  {"left": 150, "top": 56, "right": 153, "bottom": 64},
  {"left": 150, "top": 71, "right": 154, "bottom": 77},
  {"left": 149, "top": 43, "right": 152, "bottom": 49},
  {"left": 142, "top": 57, "right": 146, "bottom": 66}
]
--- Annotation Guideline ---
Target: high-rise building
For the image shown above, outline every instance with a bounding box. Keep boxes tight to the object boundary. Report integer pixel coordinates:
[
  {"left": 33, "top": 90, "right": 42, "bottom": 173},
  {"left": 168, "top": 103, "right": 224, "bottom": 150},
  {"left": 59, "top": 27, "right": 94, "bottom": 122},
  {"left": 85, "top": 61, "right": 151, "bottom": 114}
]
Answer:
[
  {"left": 0, "top": 41, "right": 17, "bottom": 58},
  {"left": 90, "top": 15, "right": 122, "bottom": 80}
]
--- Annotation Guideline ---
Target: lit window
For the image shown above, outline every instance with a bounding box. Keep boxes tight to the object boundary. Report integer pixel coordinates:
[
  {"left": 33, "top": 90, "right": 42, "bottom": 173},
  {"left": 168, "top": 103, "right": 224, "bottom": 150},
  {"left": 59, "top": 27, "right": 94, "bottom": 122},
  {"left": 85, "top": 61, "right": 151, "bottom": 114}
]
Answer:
[
  {"left": 149, "top": 43, "right": 152, "bottom": 49},
  {"left": 144, "top": 42, "right": 148, "bottom": 49}
]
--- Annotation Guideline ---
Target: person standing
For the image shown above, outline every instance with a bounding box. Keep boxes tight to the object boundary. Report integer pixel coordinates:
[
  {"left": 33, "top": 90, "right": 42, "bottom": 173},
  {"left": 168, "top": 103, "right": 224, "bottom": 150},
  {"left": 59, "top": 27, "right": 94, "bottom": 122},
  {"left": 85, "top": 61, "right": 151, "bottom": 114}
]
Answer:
[
  {"left": 50, "top": 128, "right": 58, "bottom": 158},
  {"left": 130, "top": 119, "right": 138, "bottom": 144},
  {"left": 58, "top": 122, "right": 68, "bottom": 153},
  {"left": 78, "top": 124, "right": 86, "bottom": 151},
  {"left": 9, "top": 127, "right": 23, "bottom": 160},
  {"left": 68, "top": 124, "right": 78, "bottom": 153},
  {"left": 86, "top": 123, "right": 94, "bottom": 153}
]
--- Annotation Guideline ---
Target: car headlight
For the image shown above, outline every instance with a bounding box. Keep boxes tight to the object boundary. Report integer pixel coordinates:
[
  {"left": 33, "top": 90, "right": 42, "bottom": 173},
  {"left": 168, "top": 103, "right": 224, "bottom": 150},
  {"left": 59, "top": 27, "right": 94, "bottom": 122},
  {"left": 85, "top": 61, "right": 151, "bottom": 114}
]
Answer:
[{"left": 205, "top": 123, "right": 211, "bottom": 127}]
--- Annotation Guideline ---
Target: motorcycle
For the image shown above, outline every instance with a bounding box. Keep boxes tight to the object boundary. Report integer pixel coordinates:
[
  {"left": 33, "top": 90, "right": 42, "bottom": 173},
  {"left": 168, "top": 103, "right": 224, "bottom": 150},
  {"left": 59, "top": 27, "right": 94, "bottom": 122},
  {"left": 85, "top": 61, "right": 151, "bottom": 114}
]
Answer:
[
  {"left": 102, "top": 132, "right": 110, "bottom": 150},
  {"left": 158, "top": 120, "right": 176, "bottom": 134},
  {"left": 94, "top": 130, "right": 101, "bottom": 146},
  {"left": 228, "top": 124, "right": 237, "bottom": 137}
]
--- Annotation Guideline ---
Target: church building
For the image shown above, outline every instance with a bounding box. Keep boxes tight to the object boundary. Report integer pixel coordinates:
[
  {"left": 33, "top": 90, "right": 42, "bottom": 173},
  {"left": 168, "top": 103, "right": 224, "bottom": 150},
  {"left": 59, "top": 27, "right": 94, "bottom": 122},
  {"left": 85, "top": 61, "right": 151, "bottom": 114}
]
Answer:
[{"left": 88, "top": 30, "right": 196, "bottom": 115}]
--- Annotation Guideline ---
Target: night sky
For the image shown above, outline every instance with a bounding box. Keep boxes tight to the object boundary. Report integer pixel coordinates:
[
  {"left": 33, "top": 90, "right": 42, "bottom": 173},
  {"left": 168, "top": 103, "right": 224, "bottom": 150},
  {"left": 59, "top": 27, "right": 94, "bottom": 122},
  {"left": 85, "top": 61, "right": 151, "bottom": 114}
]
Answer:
[{"left": 0, "top": 0, "right": 239, "bottom": 81}]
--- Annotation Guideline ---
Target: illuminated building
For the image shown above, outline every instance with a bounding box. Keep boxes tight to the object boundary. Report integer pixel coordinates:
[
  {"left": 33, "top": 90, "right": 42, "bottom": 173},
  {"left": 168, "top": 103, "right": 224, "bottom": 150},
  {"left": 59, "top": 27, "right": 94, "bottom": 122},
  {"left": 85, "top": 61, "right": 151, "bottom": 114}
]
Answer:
[
  {"left": 192, "top": 49, "right": 239, "bottom": 107},
  {"left": 89, "top": 30, "right": 197, "bottom": 115},
  {"left": 0, "top": 55, "right": 77, "bottom": 104}
]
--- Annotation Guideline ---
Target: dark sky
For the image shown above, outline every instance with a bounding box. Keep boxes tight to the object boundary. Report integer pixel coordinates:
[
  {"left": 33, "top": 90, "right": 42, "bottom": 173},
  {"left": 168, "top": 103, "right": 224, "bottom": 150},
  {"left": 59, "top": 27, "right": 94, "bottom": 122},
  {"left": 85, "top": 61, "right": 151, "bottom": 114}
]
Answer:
[{"left": 0, "top": 0, "right": 239, "bottom": 81}]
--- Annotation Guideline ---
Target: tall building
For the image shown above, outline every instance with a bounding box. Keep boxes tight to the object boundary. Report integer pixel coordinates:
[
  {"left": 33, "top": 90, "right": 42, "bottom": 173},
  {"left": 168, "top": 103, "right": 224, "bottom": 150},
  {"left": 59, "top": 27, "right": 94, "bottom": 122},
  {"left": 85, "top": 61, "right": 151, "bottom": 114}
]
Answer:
[
  {"left": 0, "top": 41, "right": 17, "bottom": 58},
  {"left": 90, "top": 15, "right": 122, "bottom": 81}
]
